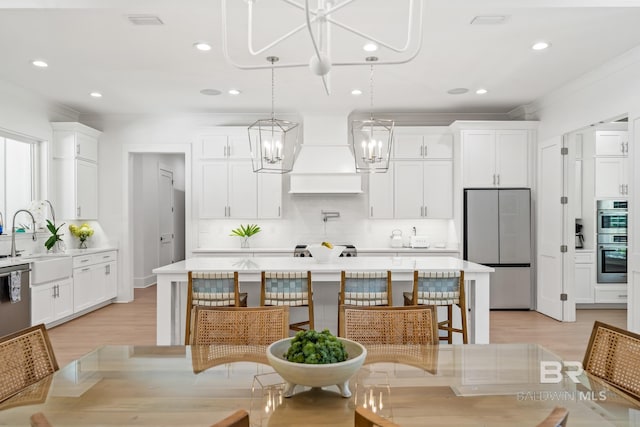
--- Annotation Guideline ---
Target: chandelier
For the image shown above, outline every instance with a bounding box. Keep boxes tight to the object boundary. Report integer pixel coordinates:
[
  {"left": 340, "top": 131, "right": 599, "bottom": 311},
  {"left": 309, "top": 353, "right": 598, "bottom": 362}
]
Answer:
[
  {"left": 248, "top": 56, "right": 300, "bottom": 173},
  {"left": 221, "top": 0, "right": 424, "bottom": 95},
  {"left": 350, "top": 57, "right": 393, "bottom": 173}
]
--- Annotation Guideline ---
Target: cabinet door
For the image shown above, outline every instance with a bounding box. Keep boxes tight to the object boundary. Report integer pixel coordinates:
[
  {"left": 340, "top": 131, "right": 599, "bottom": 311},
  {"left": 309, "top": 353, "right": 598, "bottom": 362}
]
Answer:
[
  {"left": 595, "top": 131, "right": 627, "bottom": 156},
  {"left": 228, "top": 161, "right": 257, "bottom": 218},
  {"left": 73, "top": 267, "right": 94, "bottom": 312},
  {"left": 423, "top": 160, "right": 453, "bottom": 219},
  {"left": 31, "top": 284, "right": 55, "bottom": 325},
  {"left": 201, "top": 135, "right": 228, "bottom": 159},
  {"left": 462, "top": 130, "right": 495, "bottom": 188},
  {"left": 54, "top": 279, "right": 74, "bottom": 319},
  {"left": 76, "top": 132, "right": 98, "bottom": 162},
  {"left": 227, "top": 132, "right": 252, "bottom": 159},
  {"left": 257, "top": 173, "right": 282, "bottom": 218},
  {"left": 393, "top": 131, "right": 423, "bottom": 159},
  {"left": 394, "top": 161, "right": 423, "bottom": 218},
  {"left": 104, "top": 262, "right": 118, "bottom": 299},
  {"left": 76, "top": 160, "right": 98, "bottom": 219},
  {"left": 423, "top": 133, "right": 453, "bottom": 159},
  {"left": 574, "top": 263, "right": 594, "bottom": 303},
  {"left": 495, "top": 130, "right": 529, "bottom": 187},
  {"left": 199, "top": 162, "right": 228, "bottom": 218},
  {"left": 369, "top": 163, "right": 394, "bottom": 218},
  {"left": 92, "top": 265, "right": 108, "bottom": 303},
  {"left": 595, "top": 157, "right": 625, "bottom": 197},
  {"left": 575, "top": 160, "right": 582, "bottom": 219}
]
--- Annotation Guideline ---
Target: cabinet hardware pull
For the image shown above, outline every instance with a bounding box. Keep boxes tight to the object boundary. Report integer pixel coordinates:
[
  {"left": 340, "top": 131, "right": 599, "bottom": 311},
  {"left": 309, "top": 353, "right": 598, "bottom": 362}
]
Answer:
[
  {"left": 278, "top": 206, "right": 280, "bottom": 217},
  {"left": 497, "top": 174, "right": 500, "bottom": 186},
  {"left": 82, "top": 267, "right": 90, "bottom": 272},
  {"left": 223, "top": 146, "right": 226, "bottom": 157},
  {"left": 420, "top": 206, "right": 423, "bottom": 217},
  {"left": 492, "top": 174, "right": 496, "bottom": 185},
  {"left": 56, "top": 285, "right": 59, "bottom": 298},
  {"left": 420, "top": 146, "right": 423, "bottom": 157},
  {"left": 424, "top": 206, "right": 427, "bottom": 217},
  {"left": 619, "top": 295, "right": 628, "bottom": 298},
  {"left": 620, "top": 184, "right": 623, "bottom": 195},
  {"left": 424, "top": 146, "right": 427, "bottom": 157},
  {"left": 626, "top": 142, "right": 629, "bottom": 153},
  {"left": 80, "top": 259, "right": 89, "bottom": 263},
  {"left": 228, "top": 206, "right": 230, "bottom": 216},
  {"left": 621, "top": 143, "right": 625, "bottom": 153},
  {"left": 370, "top": 206, "right": 373, "bottom": 217},
  {"left": 77, "top": 206, "right": 81, "bottom": 217},
  {"left": 103, "top": 255, "right": 110, "bottom": 259},
  {"left": 106, "top": 265, "right": 110, "bottom": 274}
]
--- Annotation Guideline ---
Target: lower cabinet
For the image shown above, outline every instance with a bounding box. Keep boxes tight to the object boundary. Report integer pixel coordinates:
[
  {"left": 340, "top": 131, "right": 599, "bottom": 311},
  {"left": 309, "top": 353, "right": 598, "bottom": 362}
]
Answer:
[
  {"left": 73, "top": 251, "right": 118, "bottom": 313},
  {"left": 574, "top": 252, "right": 595, "bottom": 304},
  {"left": 31, "top": 278, "right": 74, "bottom": 325}
]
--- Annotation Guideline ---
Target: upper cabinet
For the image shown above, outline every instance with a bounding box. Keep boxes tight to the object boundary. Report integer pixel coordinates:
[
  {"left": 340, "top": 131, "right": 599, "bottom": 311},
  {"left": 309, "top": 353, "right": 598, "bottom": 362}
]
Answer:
[
  {"left": 595, "top": 130, "right": 628, "bottom": 157},
  {"left": 393, "top": 127, "right": 453, "bottom": 159},
  {"left": 201, "top": 130, "right": 252, "bottom": 159},
  {"left": 457, "top": 125, "right": 534, "bottom": 188},
  {"left": 51, "top": 122, "right": 102, "bottom": 220}
]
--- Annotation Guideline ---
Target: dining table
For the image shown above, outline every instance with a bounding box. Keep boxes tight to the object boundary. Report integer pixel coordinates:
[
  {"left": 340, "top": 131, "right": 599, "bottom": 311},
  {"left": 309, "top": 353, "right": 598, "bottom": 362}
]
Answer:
[{"left": 0, "top": 343, "right": 637, "bottom": 426}]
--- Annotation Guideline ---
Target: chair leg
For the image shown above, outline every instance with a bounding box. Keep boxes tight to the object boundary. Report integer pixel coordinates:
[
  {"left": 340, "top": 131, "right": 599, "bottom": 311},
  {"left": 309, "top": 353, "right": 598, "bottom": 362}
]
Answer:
[
  {"left": 459, "top": 302, "right": 468, "bottom": 344},
  {"left": 446, "top": 305, "right": 453, "bottom": 344}
]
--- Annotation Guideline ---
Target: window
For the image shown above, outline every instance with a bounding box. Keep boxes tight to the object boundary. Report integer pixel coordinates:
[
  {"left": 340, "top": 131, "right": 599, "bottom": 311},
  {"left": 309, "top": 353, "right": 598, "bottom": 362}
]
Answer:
[{"left": 0, "top": 134, "right": 37, "bottom": 232}]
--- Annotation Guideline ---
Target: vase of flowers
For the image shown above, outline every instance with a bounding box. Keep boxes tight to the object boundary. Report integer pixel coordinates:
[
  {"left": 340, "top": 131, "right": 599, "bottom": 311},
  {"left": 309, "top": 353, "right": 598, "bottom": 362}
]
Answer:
[
  {"left": 69, "top": 223, "right": 94, "bottom": 249},
  {"left": 230, "top": 224, "right": 261, "bottom": 249}
]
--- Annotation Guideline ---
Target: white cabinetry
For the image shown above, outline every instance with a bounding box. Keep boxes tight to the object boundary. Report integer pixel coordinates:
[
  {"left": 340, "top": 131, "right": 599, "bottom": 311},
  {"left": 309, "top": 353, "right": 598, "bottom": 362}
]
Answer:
[
  {"left": 72, "top": 251, "right": 118, "bottom": 313},
  {"left": 52, "top": 122, "right": 101, "bottom": 220},
  {"left": 393, "top": 127, "right": 453, "bottom": 159},
  {"left": 574, "top": 252, "right": 595, "bottom": 304},
  {"left": 198, "top": 128, "right": 280, "bottom": 219},
  {"left": 394, "top": 160, "right": 453, "bottom": 219},
  {"left": 462, "top": 130, "right": 529, "bottom": 188},
  {"left": 595, "top": 157, "right": 628, "bottom": 197},
  {"left": 31, "top": 278, "right": 73, "bottom": 325},
  {"left": 369, "top": 163, "right": 394, "bottom": 219},
  {"left": 594, "top": 285, "right": 628, "bottom": 303},
  {"left": 595, "top": 130, "right": 628, "bottom": 156}
]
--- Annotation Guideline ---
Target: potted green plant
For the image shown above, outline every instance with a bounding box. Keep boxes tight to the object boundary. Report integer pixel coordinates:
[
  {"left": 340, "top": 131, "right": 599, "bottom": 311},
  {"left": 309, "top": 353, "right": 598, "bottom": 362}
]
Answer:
[
  {"left": 230, "top": 224, "right": 261, "bottom": 248},
  {"left": 44, "top": 220, "right": 65, "bottom": 252}
]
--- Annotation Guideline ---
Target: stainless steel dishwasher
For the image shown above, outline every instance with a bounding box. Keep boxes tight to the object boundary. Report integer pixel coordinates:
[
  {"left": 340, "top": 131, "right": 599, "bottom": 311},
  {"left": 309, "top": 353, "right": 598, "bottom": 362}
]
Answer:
[{"left": 0, "top": 264, "right": 31, "bottom": 337}]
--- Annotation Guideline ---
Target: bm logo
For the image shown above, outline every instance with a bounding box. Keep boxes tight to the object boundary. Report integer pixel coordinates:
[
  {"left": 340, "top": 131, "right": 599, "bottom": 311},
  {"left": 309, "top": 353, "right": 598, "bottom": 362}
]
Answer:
[{"left": 540, "top": 361, "right": 583, "bottom": 383}]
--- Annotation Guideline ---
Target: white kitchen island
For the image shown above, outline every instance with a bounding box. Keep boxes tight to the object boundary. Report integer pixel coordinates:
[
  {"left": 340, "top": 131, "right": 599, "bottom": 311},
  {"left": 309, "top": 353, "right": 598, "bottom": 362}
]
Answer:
[{"left": 152, "top": 256, "right": 494, "bottom": 345}]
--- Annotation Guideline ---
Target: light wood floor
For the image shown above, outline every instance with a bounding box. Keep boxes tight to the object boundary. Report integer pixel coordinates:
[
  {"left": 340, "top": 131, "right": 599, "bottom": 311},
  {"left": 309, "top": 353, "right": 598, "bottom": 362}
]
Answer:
[{"left": 46, "top": 286, "right": 627, "bottom": 366}]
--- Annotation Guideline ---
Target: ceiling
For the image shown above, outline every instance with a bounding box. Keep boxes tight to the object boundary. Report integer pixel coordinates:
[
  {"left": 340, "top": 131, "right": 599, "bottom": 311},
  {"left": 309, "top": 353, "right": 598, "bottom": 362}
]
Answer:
[{"left": 1, "top": 0, "right": 640, "bottom": 118}]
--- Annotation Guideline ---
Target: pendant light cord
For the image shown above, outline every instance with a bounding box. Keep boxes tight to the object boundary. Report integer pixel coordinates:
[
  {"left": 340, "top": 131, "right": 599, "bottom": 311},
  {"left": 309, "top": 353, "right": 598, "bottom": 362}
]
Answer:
[
  {"left": 369, "top": 64, "right": 374, "bottom": 121},
  {"left": 271, "top": 63, "right": 275, "bottom": 121}
]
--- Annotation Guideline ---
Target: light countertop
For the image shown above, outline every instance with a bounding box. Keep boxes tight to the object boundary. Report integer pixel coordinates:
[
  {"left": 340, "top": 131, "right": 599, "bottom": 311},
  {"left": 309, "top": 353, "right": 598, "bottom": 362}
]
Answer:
[
  {"left": 192, "top": 246, "right": 460, "bottom": 254},
  {"left": 0, "top": 247, "right": 118, "bottom": 269}
]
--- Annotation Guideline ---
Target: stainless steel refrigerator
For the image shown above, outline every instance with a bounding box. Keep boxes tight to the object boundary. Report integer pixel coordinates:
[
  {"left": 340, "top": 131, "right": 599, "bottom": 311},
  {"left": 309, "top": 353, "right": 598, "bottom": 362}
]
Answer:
[{"left": 464, "top": 188, "right": 533, "bottom": 309}]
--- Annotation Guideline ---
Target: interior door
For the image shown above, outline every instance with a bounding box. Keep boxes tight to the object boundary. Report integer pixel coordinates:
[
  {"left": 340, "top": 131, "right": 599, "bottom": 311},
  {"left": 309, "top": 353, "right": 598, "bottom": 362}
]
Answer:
[
  {"left": 159, "top": 167, "right": 174, "bottom": 266},
  {"left": 537, "top": 136, "right": 565, "bottom": 320},
  {"left": 629, "top": 117, "right": 639, "bottom": 333}
]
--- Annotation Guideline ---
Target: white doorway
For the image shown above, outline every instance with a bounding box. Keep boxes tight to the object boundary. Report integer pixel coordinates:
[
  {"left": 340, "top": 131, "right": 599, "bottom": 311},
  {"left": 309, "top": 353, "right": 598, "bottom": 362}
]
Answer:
[{"left": 159, "top": 165, "right": 175, "bottom": 266}]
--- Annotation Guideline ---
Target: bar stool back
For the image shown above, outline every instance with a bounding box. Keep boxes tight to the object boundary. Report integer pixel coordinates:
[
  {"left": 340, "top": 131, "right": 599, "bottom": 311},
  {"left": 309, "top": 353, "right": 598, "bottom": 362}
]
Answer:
[{"left": 261, "top": 271, "right": 313, "bottom": 332}]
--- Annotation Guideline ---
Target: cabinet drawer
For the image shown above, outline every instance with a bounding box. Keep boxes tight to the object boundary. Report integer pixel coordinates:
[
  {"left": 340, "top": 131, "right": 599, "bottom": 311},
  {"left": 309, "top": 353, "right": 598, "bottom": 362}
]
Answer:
[
  {"left": 575, "top": 252, "right": 594, "bottom": 264},
  {"left": 73, "top": 254, "right": 95, "bottom": 268},
  {"left": 95, "top": 251, "right": 117, "bottom": 263},
  {"left": 594, "top": 287, "right": 627, "bottom": 303}
]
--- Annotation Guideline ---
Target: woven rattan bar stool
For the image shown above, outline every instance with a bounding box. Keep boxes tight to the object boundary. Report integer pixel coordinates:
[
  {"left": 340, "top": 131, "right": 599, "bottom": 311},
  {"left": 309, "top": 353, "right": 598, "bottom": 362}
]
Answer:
[
  {"left": 0, "top": 324, "right": 59, "bottom": 404},
  {"left": 339, "top": 305, "right": 439, "bottom": 345},
  {"left": 210, "top": 409, "right": 250, "bottom": 427},
  {"left": 354, "top": 406, "right": 399, "bottom": 427},
  {"left": 583, "top": 321, "right": 640, "bottom": 401},
  {"left": 191, "top": 306, "right": 289, "bottom": 346},
  {"left": 260, "top": 271, "right": 313, "bottom": 332},
  {"left": 404, "top": 270, "right": 468, "bottom": 344},
  {"left": 185, "top": 271, "right": 247, "bottom": 345},
  {"left": 340, "top": 271, "right": 392, "bottom": 306}
]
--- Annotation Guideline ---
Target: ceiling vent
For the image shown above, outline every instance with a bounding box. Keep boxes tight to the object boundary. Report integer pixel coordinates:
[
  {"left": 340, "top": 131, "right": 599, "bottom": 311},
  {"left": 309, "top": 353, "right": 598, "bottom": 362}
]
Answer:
[
  {"left": 126, "top": 15, "right": 164, "bottom": 26},
  {"left": 470, "top": 15, "right": 509, "bottom": 25}
]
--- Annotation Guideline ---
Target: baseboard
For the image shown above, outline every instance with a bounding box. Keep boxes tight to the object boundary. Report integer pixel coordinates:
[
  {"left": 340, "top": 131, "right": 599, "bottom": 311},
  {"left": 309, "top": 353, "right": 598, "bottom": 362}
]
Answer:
[{"left": 134, "top": 274, "right": 156, "bottom": 288}]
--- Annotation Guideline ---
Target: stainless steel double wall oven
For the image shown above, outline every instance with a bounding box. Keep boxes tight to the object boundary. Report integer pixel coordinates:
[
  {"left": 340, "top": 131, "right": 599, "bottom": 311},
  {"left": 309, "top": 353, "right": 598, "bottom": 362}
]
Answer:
[{"left": 597, "top": 200, "right": 627, "bottom": 284}]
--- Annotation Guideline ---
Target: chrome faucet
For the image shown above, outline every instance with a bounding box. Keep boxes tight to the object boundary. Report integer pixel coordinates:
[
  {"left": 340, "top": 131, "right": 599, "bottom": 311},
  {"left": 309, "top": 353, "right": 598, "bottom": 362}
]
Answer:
[
  {"left": 10, "top": 209, "right": 37, "bottom": 258},
  {"left": 412, "top": 226, "right": 417, "bottom": 236}
]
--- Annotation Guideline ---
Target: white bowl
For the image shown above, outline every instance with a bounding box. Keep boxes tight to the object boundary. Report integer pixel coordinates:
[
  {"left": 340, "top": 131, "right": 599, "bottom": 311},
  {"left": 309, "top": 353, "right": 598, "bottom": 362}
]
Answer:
[
  {"left": 266, "top": 337, "right": 367, "bottom": 398},
  {"left": 306, "top": 244, "right": 346, "bottom": 263}
]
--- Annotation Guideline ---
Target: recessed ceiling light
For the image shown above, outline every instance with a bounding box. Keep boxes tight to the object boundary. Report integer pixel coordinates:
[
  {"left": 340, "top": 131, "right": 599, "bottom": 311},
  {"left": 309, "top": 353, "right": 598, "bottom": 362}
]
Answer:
[
  {"left": 351, "top": 89, "right": 362, "bottom": 96},
  {"left": 200, "top": 89, "right": 222, "bottom": 96},
  {"left": 193, "top": 42, "right": 212, "bottom": 51},
  {"left": 447, "top": 88, "right": 469, "bottom": 95},
  {"left": 532, "top": 41, "right": 550, "bottom": 51},
  {"left": 31, "top": 60, "right": 48, "bottom": 68},
  {"left": 89, "top": 92, "right": 103, "bottom": 98},
  {"left": 363, "top": 43, "right": 378, "bottom": 52},
  {"left": 476, "top": 88, "right": 488, "bottom": 95},
  {"left": 228, "top": 89, "right": 241, "bottom": 95}
]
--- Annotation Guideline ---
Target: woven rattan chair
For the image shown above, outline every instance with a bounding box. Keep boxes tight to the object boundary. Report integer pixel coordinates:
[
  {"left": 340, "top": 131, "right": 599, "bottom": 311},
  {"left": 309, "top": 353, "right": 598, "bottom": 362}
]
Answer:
[
  {"left": 340, "top": 271, "right": 392, "bottom": 306},
  {"left": 404, "top": 270, "right": 468, "bottom": 344},
  {"left": 185, "top": 271, "right": 248, "bottom": 345},
  {"left": 354, "top": 406, "right": 399, "bottom": 427},
  {"left": 340, "top": 305, "right": 439, "bottom": 345},
  {"left": 0, "top": 324, "right": 59, "bottom": 403},
  {"left": 210, "top": 409, "right": 250, "bottom": 427},
  {"left": 261, "top": 271, "right": 314, "bottom": 332},
  {"left": 191, "top": 306, "right": 289, "bottom": 346},
  {"left": 583, "top": 321, "right": 640, "bottom": 401},
  {"left": 535, "top": 406, "right": 569, "bottom": 427},
  {"left": 30, "top": 412, "right": 53, "bottom": 427}
]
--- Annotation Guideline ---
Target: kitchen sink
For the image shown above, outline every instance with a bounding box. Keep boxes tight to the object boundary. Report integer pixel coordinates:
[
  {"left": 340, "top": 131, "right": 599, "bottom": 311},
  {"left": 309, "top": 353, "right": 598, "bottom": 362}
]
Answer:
[{"left": 27, "top": 255, "right": 73, "bottom": 285}]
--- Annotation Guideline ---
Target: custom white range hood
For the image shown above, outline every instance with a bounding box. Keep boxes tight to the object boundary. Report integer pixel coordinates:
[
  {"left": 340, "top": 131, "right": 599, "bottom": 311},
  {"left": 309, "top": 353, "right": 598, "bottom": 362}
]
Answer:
[{"left": 289, "top": 113, "right": 362, "bottom": 194}]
